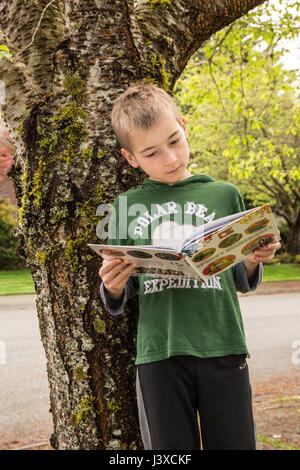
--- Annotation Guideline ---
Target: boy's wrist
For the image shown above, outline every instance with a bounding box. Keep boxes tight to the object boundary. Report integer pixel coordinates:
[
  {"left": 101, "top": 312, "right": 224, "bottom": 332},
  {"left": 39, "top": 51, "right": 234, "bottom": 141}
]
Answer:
[
  {"left": 244, "top": 258, "right": 259, "bottom": 267},
  {"left": 243, "top": 259, "right": 259, "bottom": 280},
  {"left": 104, "top": 284, "right": 124, "bottom": 300}
]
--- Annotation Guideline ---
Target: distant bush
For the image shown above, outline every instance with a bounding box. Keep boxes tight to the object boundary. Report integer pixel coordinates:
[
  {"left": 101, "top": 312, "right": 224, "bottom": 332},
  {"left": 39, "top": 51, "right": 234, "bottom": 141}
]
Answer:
[
  {"left": 277, "top": 221, "right": 289, "bottom": 251},
  {"left": 264, "top": 257, "right": 280, "bottom": 265},
  {"left": 0, "top": 197, "right": 25, "bottom": 269},
  {"left": 0, "top": 216, "right": 21, "bottom": 269},
  {"left": 277, "top": 252, "right": 299, "bottom": 265}
]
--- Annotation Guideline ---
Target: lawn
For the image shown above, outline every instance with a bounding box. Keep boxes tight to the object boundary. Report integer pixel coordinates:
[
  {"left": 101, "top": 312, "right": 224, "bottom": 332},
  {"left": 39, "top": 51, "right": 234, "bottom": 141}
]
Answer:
[
  {"left": 0, "top": 264, "right": 300, "bottom": 295},
  {"left": 0, "top": 269, "right": 35, "bottom": 295},
  {"left": 0, "top": 264, "right": 299, "bottom": 296},
  {"left": 262, "top": 263, "right": 300, "bottom": 282}
]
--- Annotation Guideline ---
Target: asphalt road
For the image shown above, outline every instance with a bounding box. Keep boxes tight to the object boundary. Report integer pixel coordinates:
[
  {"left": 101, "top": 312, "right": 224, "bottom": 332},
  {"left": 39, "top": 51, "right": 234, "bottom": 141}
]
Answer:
[
  {"left": 239, "top": 292, "right": 300, "bottom": 381},
  {"left": 0, "top": 295, "right": 53, "bottom": 449},
  {"left": 0, "top": 291, "right": 299, "bottom": 449}
]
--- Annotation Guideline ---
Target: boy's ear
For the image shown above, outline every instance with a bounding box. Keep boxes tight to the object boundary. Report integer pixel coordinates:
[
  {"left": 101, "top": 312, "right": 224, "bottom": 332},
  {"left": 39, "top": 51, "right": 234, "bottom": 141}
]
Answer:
[
  {"left": 121, "top": 148, "right": 139, "bottom": 168},
  {"left": 181, "top": 116, "right": 189, "bottom": 139}
]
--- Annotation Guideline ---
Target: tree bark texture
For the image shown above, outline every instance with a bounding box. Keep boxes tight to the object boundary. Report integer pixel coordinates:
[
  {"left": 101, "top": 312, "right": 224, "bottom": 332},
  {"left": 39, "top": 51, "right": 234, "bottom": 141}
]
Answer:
[{"left": 0, "top": 0, "right": 266, "bottom": 450}]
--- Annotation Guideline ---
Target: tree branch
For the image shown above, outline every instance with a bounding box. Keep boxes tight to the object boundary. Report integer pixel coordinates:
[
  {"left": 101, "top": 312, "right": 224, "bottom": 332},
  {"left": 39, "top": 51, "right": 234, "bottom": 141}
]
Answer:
[
  {"left": 253, "top": 180, "right": 294, "bottom": 225},
  {"left": 208, "top": 23, "right": 234, "bottom": 63},
  {"left": 0, "top": 0, "right": 65, "bottom": 161},
  {"left": 208, "top": 59, "right": 228, "bottom": 115},
  {"left": 132, "top": 0, "right": 268, "bottom": 84},
  {"left": 0, "top": 27, "right": 41, "bottom": 120}
]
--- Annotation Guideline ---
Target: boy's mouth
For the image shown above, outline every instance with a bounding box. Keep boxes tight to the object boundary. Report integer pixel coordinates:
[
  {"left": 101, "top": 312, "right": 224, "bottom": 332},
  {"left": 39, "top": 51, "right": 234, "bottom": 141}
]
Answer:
[{"left": 167, "top": 166, "right": 180, "bottom": 174}]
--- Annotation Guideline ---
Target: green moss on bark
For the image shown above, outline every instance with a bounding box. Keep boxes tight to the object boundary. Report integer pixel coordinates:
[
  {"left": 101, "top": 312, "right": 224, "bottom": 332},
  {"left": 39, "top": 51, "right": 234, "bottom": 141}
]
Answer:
[
  {"left": 147, "top": 0, "right": 171, "bottom": 12},
  {"left": 70, "top": 395, "right": 98, "bottom": 427}
]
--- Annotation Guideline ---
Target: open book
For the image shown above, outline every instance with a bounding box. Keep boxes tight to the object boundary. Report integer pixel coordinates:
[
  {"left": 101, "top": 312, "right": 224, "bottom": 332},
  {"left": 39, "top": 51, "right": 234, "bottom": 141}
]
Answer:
[{"left": 88, "top": 203, "right": 280, "bottom": 281}]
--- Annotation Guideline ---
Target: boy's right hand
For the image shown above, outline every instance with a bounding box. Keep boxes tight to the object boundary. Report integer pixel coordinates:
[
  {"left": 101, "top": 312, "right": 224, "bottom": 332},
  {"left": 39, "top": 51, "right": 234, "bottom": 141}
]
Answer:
[{"left": 99, "top": 258, "right": 136, "bottom": 300}]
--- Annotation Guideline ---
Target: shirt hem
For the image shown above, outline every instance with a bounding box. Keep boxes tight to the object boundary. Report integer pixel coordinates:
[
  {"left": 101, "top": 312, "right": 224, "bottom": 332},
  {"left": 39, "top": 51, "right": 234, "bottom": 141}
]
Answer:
[{"left": 135, "top": 345, "right": 250, "bottom": 365}]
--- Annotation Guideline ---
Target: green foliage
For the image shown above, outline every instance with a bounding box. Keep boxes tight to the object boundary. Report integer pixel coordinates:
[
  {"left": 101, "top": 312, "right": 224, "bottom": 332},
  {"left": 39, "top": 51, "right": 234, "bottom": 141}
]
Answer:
[
  {"left": 294, "top": 254, "right": 300, "bottom": 265},
  {"left": 277, "top": 251, "right": 296, "bottom": 264},
  {"left": 0, "top": 198, "right": 24, "bottom": 269},
  {"left": 0, "top": 217, "right": 16, "bottom": 249},
  {"left": 175, "top": 0, "right": 299, "bottom": 195},
  {"left": 0, "top": 45, "right": 12, "bottom": 62},
  {"left": 0, "top": 244, "right": 20, "bottom": 270},
  {"left": 175, "top": 0, "right": 300, "bottom": 253}
]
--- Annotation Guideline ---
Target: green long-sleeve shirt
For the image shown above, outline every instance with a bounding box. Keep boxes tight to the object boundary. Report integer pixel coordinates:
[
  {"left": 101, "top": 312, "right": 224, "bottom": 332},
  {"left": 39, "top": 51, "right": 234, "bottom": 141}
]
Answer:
[{"left": 107, "top": 174, "right": 258, "bottom": 365}]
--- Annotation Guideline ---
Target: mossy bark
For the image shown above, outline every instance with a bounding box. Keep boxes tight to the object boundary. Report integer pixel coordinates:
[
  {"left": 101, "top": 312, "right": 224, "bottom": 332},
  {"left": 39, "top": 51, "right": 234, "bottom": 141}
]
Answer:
[{"left": 0, "top": 0, "right": 266, "bottom": 449}]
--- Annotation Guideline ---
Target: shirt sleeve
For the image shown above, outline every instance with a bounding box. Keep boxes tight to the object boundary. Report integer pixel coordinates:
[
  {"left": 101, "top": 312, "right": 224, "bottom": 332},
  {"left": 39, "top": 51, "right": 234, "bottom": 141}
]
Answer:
[
  {"left": 100, "top": 276, "right": 139, "bottom": 315},
  {"left": 99, "top": 194, "right": 138, "bottom": 315},
  {"left": 232, "top": 261, "right": 263, "bottom": 293}
]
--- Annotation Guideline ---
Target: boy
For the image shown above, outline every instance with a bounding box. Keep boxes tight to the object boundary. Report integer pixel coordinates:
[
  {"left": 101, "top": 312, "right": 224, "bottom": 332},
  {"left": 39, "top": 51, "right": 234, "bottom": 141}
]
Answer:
[{"left": 99, "top": 83, "right": 280, "bottom": 450}]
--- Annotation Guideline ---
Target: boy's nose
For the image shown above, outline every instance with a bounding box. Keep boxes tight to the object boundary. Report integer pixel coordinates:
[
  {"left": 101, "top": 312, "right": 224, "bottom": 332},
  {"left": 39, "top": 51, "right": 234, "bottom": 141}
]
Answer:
[{"left": 163, "top": 149, "right": 177, "bottom": 166}]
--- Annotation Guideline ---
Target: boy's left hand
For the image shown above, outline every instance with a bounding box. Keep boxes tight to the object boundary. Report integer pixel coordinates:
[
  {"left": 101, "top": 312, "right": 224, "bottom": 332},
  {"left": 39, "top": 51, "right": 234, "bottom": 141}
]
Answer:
[{"left": 247, "top": 238, "right": 281, "bottom": 264}]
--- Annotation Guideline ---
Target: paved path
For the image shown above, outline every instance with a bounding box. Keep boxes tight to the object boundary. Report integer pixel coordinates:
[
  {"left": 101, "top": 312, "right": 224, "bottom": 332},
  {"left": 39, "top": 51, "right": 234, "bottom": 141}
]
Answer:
[
  {"left": 0, "top": 295, "right": 53, "bottom": 449},
  {"left": 240, "top": 292, "right": 300, "bottom": 381},
  {"left": 0, "top": 283, "right": 299, "bottom": 449}
]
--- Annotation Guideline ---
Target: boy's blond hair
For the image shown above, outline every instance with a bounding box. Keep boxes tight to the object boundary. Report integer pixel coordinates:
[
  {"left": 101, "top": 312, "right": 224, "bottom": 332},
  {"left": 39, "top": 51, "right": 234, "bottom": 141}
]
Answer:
[{"left": 111, "top": 83, "right": 182, "bottom": 152}]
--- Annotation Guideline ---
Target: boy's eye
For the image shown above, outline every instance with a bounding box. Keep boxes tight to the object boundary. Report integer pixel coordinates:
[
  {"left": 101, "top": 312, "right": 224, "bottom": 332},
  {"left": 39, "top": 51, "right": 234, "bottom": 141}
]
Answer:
[
  {"left": 145, "top": 151, "right": 157, "bottom": 158},
  {"left": 170, "top": 138, "right": 180, "bottom": 145}
]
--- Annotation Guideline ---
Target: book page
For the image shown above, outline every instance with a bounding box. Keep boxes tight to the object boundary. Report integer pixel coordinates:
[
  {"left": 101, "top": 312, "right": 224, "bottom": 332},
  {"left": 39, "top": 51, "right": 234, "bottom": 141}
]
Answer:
[
  {"left": 88, "top": 244, "right": 197, "bottom": 278},
  {"left": 179, "top": 207, "right": 254, "bottom": 252},
  {"left": 181, "top": 204, "right": 280, "bottom": 280}
]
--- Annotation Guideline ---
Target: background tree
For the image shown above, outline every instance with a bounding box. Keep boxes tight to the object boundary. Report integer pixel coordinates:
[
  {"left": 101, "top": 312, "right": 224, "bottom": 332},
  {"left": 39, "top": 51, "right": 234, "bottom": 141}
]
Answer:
[
  {"left": 0, "top": 196, "right": 22, "bottom": 269},
  {"left": 175, "top": 0, "right": 300, "bottom": 254},
  {"left": 0, "top": 118, "right": 16, "bottom": 204},
  {"left": 0, "top": 119, "right": 22, "bottom": 268},
  {"left": 0, "top": 0, "right": 267, "bottom": 450}
]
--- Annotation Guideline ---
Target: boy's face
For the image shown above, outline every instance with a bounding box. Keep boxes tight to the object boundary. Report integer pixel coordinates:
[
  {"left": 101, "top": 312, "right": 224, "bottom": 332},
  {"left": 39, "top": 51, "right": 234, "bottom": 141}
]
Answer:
[{"left": 121, "top": 113, "right": 192, "bottom": 185}]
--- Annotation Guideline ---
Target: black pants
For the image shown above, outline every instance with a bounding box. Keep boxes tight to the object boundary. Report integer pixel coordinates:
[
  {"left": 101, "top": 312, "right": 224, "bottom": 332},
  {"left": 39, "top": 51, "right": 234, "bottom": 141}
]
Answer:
[{"left": 136, "top": 355, "right": 256, "bottom": 450}]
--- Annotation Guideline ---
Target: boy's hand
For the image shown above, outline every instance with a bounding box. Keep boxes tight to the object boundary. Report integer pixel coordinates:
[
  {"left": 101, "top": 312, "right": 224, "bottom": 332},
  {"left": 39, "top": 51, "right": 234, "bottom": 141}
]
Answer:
[
  {"left": 247, "top": 238, "right": 281, "bottom": 265},
  {"left": 99, "top": 258, "right": 136, "bottom": 300},
  {"left": 243, "top": 238, "right": 281, "bottom": 281}
]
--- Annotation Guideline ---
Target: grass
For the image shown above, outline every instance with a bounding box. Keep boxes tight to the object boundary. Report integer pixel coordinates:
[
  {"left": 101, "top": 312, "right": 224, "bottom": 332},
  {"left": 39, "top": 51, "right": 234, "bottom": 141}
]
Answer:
[
  {"left": 262, "top": 263, "right": 300, "bottom": 282},
  {"left": 0, "top": 269, "right": 35, "bottom": 295},
  {"left": 0, "top": 264, "right": 299, "bottom": 296},
  {"left": 257, "top": 433, "right": 300, "bottom": 450}
]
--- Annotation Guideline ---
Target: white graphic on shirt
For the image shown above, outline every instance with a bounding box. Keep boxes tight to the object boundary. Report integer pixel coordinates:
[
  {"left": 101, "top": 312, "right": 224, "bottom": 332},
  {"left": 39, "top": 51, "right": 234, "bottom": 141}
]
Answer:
[
  {"left": 143, "top": 218, "right": 223, "bottom": 294},
  {"left": 152, "top": 220, "right": 195, "bottom": 250},
  {"left": 132, "top": 200, "right": 216, "bottom": 239},
  {"left": 143, "top": 275, "right": 222, "bottom": 294},
  {"left": 128, "top": 199, "right": 223, "bottom": 293}
]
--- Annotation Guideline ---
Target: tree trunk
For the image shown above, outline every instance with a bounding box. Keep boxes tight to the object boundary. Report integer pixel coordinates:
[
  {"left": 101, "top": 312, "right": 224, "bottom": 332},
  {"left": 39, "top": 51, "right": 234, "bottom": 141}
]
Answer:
[
  {"left": 0, "top": 0, "right": 266, "bottom": 450},
  {"left": 261, "top": 180, "right": 300, "bottom": 256},
  {"left": 286, "top": 216, "right": 300, "bottom": 256}
]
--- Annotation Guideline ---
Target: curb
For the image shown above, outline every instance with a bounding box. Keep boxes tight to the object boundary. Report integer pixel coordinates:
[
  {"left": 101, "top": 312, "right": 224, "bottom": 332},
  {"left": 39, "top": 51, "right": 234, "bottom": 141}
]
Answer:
[{"left": 8, "top": 441, "right": 51, "bottom": 451}]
